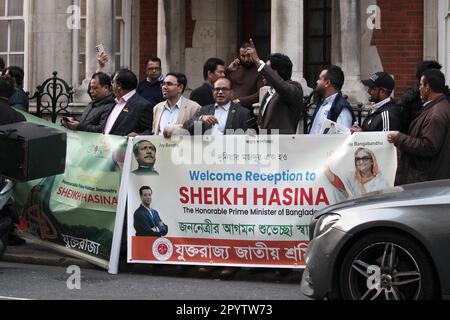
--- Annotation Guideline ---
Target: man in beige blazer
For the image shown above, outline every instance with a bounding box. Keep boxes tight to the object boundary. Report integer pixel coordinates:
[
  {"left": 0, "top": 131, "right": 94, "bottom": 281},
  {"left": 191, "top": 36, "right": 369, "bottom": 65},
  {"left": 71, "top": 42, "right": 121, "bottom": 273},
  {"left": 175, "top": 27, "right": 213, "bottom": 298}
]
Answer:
[{"left": 152, "top": 72, "right": 200, "bottom": 138}]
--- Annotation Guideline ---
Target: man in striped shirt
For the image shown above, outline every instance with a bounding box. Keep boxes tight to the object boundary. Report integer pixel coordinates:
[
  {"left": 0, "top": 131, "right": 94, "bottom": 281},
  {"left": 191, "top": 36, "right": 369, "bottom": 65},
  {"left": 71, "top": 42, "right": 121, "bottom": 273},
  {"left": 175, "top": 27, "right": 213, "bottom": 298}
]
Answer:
[{"left": 352, "top": 72, "right": 401, "bottom": 133}]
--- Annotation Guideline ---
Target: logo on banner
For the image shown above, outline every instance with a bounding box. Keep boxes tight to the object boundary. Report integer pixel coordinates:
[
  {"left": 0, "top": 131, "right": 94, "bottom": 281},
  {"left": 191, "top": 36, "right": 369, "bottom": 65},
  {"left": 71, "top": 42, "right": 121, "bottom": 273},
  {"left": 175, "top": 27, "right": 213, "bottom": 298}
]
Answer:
[
  {"left": 152, "top": 238, "right": 173, "bottom": 261},
  {"left": 87, "top": 138, "right": 112, "bottom": 159}
]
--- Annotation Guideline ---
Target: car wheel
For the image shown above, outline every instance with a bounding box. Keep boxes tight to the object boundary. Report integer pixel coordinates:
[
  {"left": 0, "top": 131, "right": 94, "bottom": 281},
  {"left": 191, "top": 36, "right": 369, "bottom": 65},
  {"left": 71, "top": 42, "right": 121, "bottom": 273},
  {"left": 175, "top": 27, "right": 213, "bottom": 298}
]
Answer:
[{"left": 339, "top": 231, "right": 438, "bottom": 300}]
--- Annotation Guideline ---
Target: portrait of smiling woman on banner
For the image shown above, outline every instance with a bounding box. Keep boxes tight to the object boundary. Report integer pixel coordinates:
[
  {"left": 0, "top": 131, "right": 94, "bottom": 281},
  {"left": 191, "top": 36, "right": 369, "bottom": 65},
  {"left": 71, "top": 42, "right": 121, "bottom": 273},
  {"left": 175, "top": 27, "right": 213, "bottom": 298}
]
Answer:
[{"left": 325, "top": 147, "right": 390, "bottom": 199}]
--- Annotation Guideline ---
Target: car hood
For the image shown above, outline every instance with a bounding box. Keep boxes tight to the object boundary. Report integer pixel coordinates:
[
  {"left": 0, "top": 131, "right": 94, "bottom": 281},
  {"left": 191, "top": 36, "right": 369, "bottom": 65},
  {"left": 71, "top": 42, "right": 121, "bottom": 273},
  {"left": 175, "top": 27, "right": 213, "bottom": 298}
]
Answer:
[{"left": 316, "top": 179, "right": 450, "bottom": 218}]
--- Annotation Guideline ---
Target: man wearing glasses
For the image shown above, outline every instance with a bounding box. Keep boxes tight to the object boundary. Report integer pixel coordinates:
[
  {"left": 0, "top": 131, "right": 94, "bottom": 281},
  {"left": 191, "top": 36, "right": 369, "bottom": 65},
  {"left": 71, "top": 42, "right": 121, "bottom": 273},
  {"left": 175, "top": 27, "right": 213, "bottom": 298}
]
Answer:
[
  {"left": 183, "top": 77, "right": 257, "bottom": 135},
  {"left": 152, "top": 73, "right": 200, "bottom": 138},
  {"left": 137, "top": 57, "right": 165, "bottom": 110}
]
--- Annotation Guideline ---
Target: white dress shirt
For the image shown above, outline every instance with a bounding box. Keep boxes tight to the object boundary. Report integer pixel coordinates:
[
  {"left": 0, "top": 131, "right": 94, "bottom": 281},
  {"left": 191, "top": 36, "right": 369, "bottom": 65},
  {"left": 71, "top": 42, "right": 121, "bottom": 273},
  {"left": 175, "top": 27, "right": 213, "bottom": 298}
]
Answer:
[
  {"left": 261, "top": 87, "right": 276, "bottom": 117},
  {"left": 310, "top": 93, "right": 353, "bottom": 134},
  {"left": 211, "top": 101, "right": 231, "bottom": 136},
  {"left": 104, "top": 90, "right": 136, "bottom": 135}
]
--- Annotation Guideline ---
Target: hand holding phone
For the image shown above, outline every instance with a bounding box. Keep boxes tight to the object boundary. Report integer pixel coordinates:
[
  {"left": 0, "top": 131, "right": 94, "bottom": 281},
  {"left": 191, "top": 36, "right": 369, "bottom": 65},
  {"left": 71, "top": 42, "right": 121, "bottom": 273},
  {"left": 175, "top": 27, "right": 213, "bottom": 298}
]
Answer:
[
  {"left": 63, "top": 116, "right": 75, "bottom": 122},
  {"left": 95, "top": 44, "right": 106, "bottom": 54}
]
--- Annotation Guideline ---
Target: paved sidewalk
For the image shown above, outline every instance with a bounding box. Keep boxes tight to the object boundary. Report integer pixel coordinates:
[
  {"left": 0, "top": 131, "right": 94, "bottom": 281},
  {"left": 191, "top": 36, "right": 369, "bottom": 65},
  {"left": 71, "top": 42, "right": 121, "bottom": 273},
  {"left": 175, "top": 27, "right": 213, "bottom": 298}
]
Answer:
[
  {"left": 2, "top": 239, "right": 303, "bottom": 283},
  {"left": 3, "top": 239, "right": 95, "bottom": 269}
]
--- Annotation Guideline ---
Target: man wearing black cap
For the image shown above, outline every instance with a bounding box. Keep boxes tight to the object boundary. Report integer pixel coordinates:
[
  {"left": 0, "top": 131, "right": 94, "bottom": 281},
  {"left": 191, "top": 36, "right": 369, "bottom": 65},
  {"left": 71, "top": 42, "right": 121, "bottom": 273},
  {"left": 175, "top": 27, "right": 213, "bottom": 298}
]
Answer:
[{"left": 352, "top": 72, "right": 401, "bottom": 133}]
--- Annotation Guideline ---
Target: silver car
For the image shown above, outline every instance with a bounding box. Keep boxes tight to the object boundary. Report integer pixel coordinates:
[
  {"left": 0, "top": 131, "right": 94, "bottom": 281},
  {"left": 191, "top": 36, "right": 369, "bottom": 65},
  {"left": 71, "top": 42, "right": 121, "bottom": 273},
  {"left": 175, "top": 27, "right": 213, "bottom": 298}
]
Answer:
[{"left": 301, "top": 179, "right": 450, "bottom": 300}]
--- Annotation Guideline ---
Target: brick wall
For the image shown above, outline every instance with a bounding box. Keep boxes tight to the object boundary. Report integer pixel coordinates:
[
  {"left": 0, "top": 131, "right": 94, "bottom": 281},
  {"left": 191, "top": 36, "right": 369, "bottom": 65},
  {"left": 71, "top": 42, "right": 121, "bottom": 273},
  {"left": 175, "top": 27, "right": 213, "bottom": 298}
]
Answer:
[
  {"left": 139, "top": 0, "right": 159, "bottom": 80},
  {"left": 371, "top": 0, "right": 424, "bottom": 100}
]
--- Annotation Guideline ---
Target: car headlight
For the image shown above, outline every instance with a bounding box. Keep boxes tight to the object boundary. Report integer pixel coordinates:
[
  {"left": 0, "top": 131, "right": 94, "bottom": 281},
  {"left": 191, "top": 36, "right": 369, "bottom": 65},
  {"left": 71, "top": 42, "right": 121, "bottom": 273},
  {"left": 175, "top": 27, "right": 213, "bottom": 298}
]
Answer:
[{"left": 314, "top": 214, "right": 341, "bottom": 238}]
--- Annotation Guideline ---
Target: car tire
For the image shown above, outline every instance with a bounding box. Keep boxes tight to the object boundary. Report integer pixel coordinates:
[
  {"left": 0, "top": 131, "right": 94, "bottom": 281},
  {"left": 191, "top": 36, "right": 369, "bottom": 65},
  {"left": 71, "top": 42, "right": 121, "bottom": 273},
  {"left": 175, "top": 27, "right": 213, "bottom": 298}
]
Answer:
[{"left": 339, "top": 231, "right": 438, "bottom": 300}]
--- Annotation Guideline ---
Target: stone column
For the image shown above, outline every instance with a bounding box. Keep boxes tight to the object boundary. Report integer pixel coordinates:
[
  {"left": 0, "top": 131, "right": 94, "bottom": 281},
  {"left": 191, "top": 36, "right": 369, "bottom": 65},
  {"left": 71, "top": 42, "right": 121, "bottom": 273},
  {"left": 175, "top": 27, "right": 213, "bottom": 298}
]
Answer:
[
  {"left": 86, "top": 0, "right": 115, "bottom": 77},
  {"left": 158, "top": 0, "right": 185, "bottom": 74},
  {"left": 184, "top": 0, "right": 238, "bottom": 90},
  {"left": 31, "top": 0, "right": 73, "bottom": 93},
  {"left": 271, "top": 0, "right": 310, "bottom": 93},
  {"left": 339, "top": 0, "right": 367, "bottom": 103},
  {"left": 72, "top": 0, "right": 114, "bottom": 102}
]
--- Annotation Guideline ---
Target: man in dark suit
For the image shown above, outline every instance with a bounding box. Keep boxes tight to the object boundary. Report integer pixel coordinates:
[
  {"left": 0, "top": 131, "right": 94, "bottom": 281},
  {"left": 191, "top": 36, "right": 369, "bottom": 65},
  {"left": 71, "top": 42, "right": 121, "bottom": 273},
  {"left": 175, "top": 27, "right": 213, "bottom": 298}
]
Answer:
[
  {"left": 190, "top": 58, "right": 225, "bottom": 107},
  {"left": 0, "top": 77, "right": 25, "bottom": 125},
  {"left": 102, "top": 69, "right": 153, "bottom": 136},
  {"left": 0, "top": 76, "right": 25, "bottom": 247},
  {"left": 183, "top": 77, "right": 257, "bottom": 135},
  {"left": 134, "top": 186, "right": 168, "bottom": 237},
  {"left": 245, "top": 40, "right": 304, "bottom": 134}
]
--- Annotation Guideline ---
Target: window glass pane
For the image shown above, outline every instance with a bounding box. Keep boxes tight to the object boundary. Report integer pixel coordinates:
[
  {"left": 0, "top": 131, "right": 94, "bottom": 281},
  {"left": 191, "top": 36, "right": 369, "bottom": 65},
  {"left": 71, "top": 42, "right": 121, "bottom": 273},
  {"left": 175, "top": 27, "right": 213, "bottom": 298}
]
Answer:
[
  {"left": 115, "top": 0, "right": 122, "bottom": 17},
  {"left": 308, "top": 11, "right": 324, "bottom": 36},
  {"left": 0, "top": 54, "right": 6, "bottom": 69},
  {"left": 9, "top": 54, "right": 24, "bottom": 68},
  {"left": 7, "top": 0, "right": 23, "bottom": 16},
  {"left": 115, "top": 54, "right": 122, "bottom": 70},
  {"left": 0, "top": 0, "right": 5, "bottom": 16},
  {"left": 79, "top": 54, "right": 86, "bottom": 84},
  {"left": 79, "top": 19, "right": 86, "bottom": 54},
  {"left": 306, "top": 38, "right": 324, "bottom": 64},
  {"left": 0, "top": 21, "right": 8, "bottom": 52},
  {"left": 81, "top": 0, "right": 87, "bottom": 17},
  {"left": 307, "top": 0, "right": 325, "bottom": 9},
  {"left": 10, "top": 20, "right": 24, "bottom": 51},
  {"left": 114, "top": 20, "right": 122, "bottom": 53}
]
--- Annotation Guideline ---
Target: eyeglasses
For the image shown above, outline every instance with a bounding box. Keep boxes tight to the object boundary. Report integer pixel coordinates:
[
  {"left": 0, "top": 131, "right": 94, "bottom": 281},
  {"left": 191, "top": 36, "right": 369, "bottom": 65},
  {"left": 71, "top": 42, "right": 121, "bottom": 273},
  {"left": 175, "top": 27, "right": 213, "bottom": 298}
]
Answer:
[
  {"left": 146, "top": 67, "right": 161, "bottom": 72},
  {"left": 162, "top": 82, "right": 179, "bottom": 87},
  {"left": 213, "top": 87, "right": 231, "bottom": 92},
  {"left": 355, "top": 156, "right": 372, "bottom": 162}
]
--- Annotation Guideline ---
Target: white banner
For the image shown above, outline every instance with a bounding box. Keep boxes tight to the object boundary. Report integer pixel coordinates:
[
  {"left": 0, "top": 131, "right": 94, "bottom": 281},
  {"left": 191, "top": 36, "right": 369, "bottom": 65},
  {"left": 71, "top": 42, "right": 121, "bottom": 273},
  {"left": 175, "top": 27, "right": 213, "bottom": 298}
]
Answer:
[{"left": 119, "top": 133, "right": 396, "bottom": 269}]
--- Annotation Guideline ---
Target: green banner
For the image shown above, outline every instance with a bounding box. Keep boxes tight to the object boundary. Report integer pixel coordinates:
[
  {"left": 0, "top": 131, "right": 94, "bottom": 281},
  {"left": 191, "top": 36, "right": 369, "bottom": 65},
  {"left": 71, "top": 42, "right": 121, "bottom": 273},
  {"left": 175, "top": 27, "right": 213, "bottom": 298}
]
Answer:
[{"left": 13, "top": 114, "right": 127, "bottom": 268}]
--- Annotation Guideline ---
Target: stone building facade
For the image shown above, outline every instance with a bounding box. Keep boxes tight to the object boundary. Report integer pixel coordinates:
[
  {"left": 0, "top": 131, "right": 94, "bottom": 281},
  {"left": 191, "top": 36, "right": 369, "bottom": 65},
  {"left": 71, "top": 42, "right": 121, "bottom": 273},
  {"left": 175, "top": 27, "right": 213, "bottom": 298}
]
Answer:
[{"left": 1, "top": 0, "right": 445, "bottom": 106}]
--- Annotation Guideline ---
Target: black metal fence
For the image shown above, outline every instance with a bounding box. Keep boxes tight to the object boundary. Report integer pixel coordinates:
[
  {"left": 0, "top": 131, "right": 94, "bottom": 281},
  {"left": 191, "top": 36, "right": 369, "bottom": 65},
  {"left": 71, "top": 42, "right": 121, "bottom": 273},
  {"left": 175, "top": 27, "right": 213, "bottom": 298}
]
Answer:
[{"left": 28, "top": 71, "right": 75, "bottom": 123}]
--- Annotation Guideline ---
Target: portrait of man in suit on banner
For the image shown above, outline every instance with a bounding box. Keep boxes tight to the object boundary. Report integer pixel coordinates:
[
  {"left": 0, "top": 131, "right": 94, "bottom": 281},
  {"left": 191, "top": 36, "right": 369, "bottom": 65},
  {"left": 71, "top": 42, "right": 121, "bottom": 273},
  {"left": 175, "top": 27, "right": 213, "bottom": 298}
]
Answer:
[
  {"left": 133, "top": 186, "right": 168, "bottom": 237},
  {"left": 132, "top": 140, "right": 159, "bottom": 175}
]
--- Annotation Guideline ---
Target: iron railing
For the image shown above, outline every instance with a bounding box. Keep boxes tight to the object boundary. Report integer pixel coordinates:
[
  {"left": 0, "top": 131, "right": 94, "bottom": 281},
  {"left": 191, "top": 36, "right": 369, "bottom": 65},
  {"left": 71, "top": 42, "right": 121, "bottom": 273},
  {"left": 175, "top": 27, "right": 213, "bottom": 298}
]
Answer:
[{"left": 29, "top": 71, "right": 75, "bottom": 123}]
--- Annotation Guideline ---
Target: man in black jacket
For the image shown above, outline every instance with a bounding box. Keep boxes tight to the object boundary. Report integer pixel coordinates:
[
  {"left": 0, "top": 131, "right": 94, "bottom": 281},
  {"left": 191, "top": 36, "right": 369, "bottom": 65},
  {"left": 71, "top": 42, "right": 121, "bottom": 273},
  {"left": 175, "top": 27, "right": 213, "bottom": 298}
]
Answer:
[
  {"left": 399, "top": 60, "right": 443, "bottom": 133},
  {"left": 352, "top": 72, "right": 401, "bottom": 133},
  {"left": 0, "top": 77, "right": 25, "bottom": 125},
  {"left": 309, "top": 65, "right": 355, "bottom": 134},
  {"left": 0, "top": 76, "right": 26, "bottom": 247},
  {"left": 63, "top": 72, "right": 115, "bottom": 133},
  {"left": 190, "top": 58, "right": 225, "bottom": 106}
]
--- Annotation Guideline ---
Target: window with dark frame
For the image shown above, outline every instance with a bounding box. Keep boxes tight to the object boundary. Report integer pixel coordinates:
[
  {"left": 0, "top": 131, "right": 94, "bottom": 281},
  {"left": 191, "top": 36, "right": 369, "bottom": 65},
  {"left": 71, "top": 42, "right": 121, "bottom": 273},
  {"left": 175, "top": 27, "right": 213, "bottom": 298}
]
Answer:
[
  {"left": 304, "top": 0, "right": 332, "bottom": 89},
  {"left": 238, "top": 0, "right": 271, "bottom": 61}
]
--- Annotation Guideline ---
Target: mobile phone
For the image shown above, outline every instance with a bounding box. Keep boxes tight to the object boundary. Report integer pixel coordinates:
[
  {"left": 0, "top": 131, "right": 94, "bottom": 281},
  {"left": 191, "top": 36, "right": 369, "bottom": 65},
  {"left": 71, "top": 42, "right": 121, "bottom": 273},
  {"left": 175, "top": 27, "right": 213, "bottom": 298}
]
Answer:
[{"left": 95, "top": 44, "right": 106, "bottom": 54}]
